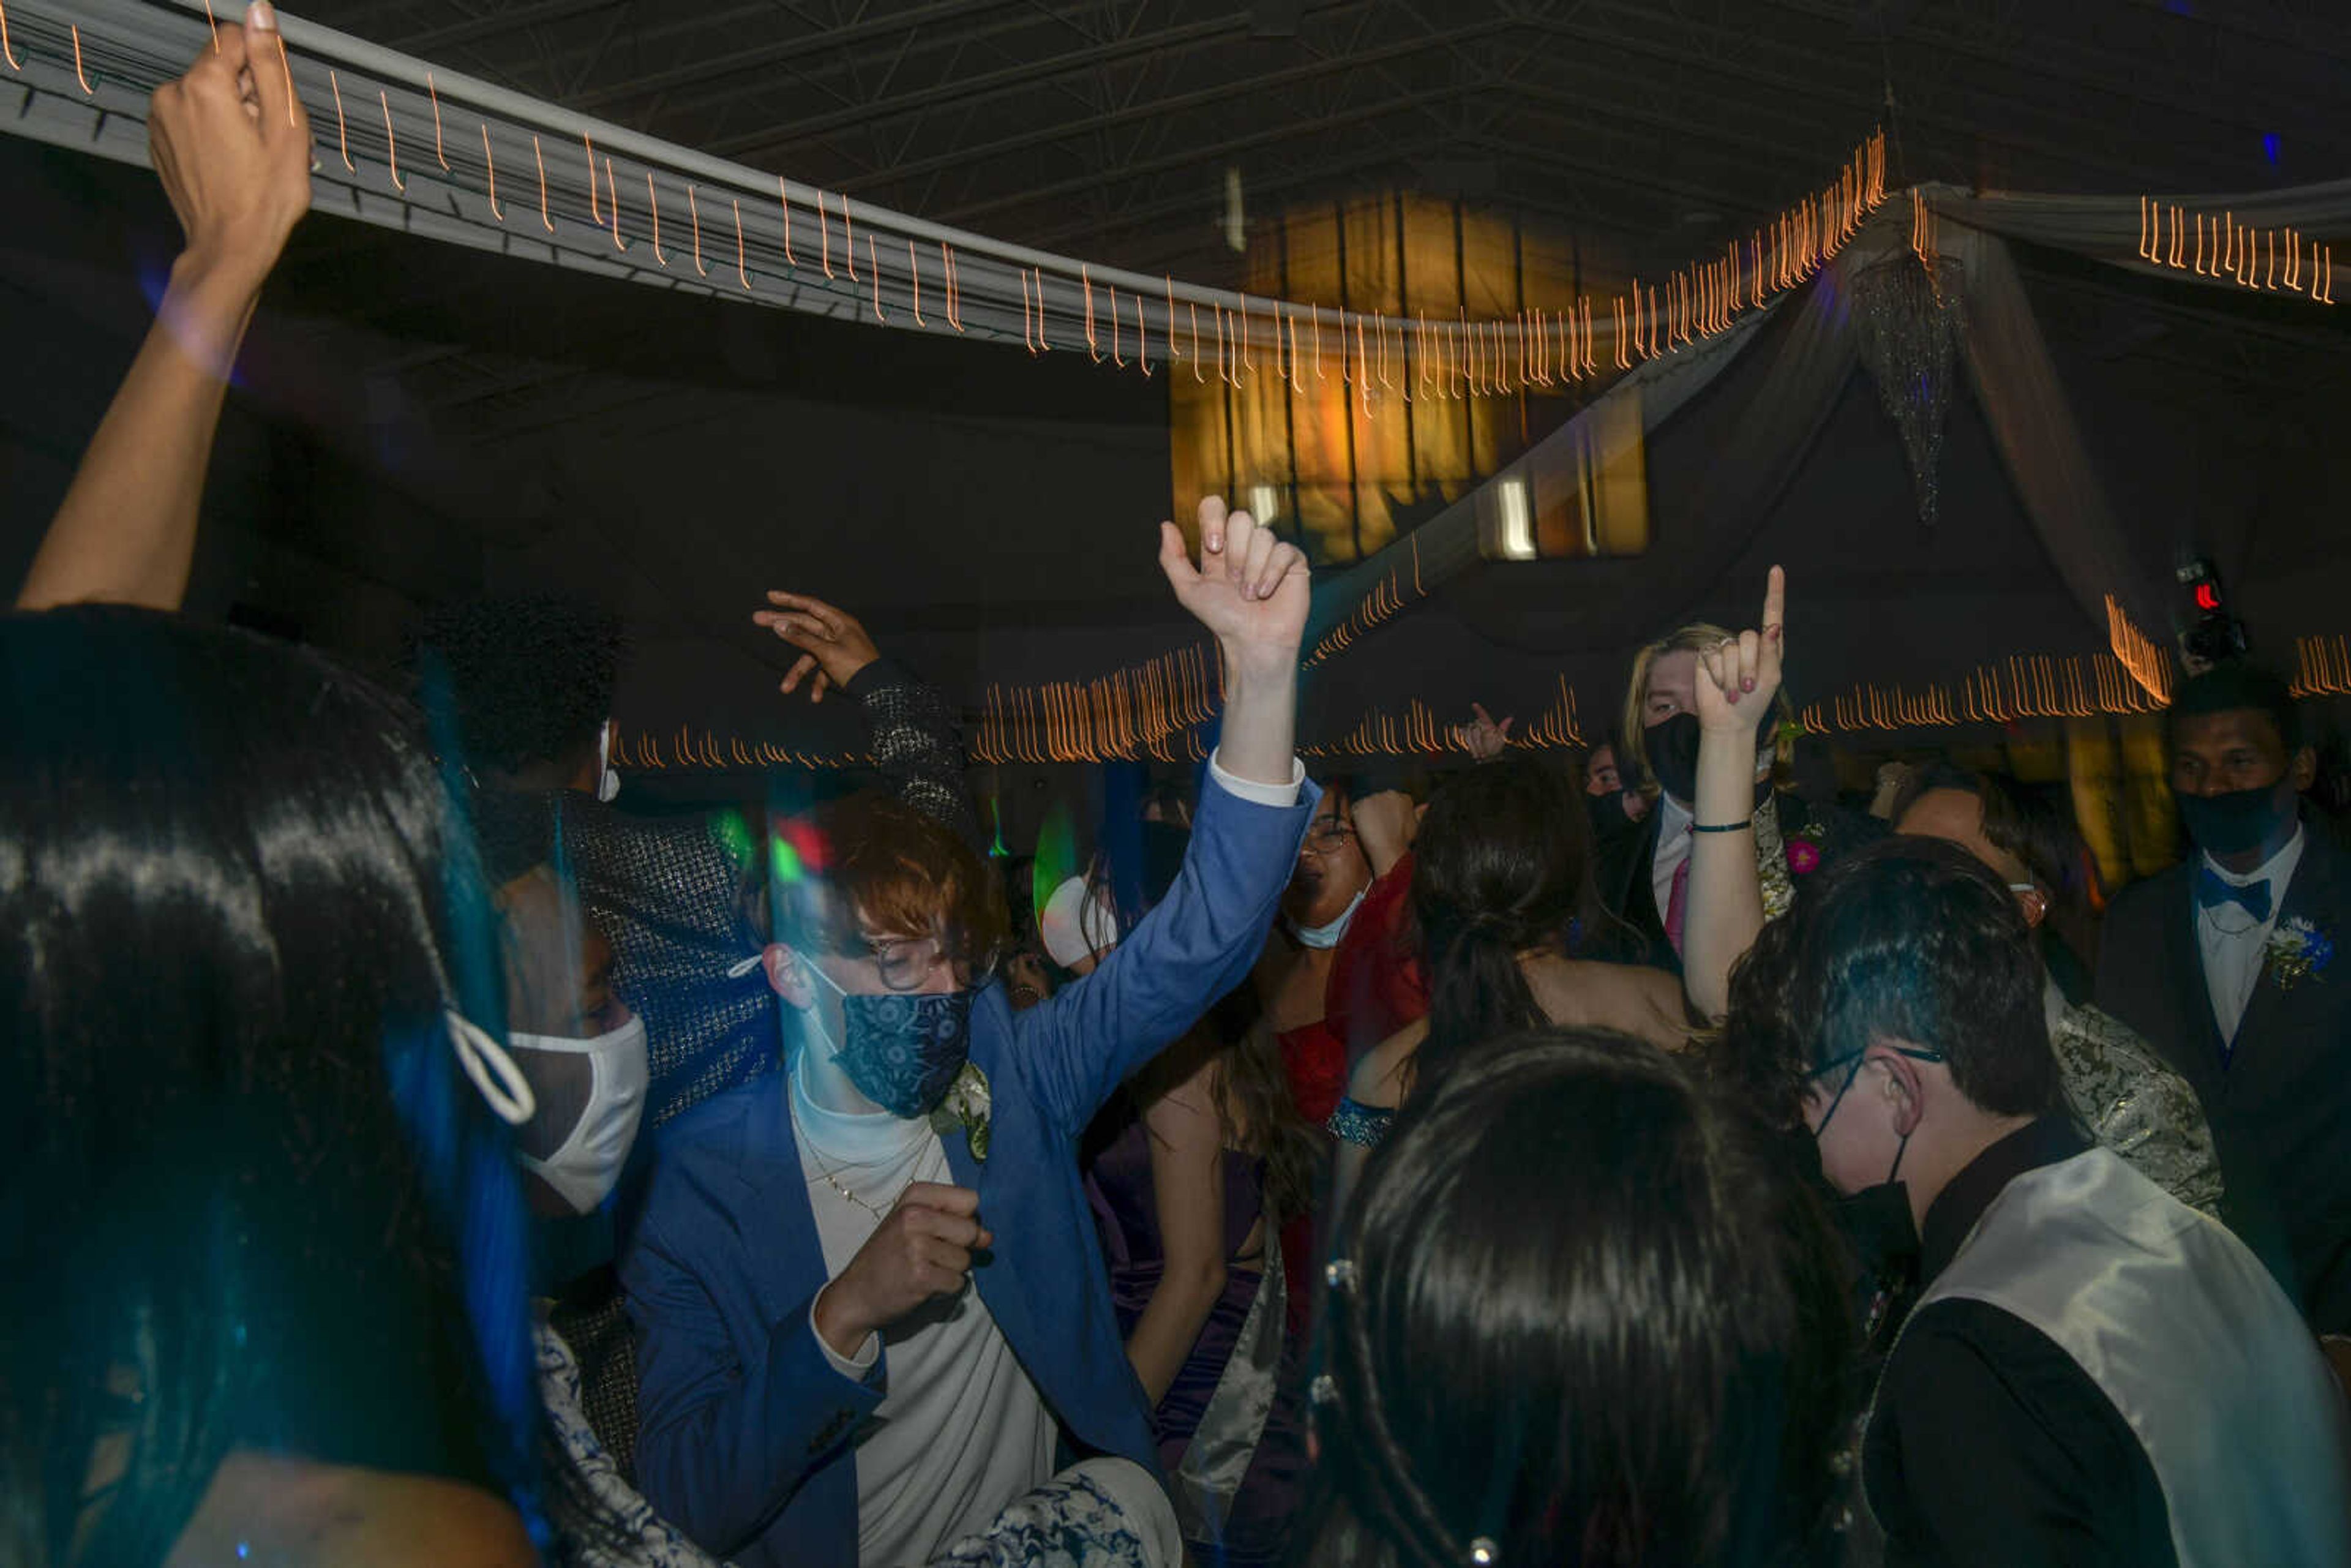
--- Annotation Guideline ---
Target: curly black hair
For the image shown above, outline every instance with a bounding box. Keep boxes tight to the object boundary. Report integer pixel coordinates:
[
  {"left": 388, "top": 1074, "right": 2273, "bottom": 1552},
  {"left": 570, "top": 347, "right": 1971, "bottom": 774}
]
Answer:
[{"left": 409, "top": 595, "right": 625, "bottom": 781}]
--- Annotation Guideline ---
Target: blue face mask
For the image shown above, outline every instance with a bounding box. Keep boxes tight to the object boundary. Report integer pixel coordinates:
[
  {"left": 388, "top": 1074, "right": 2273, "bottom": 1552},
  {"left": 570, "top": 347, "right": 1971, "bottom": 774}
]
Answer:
[{"left": 805, "top": 961, "right": 975, "bottom": 1120}]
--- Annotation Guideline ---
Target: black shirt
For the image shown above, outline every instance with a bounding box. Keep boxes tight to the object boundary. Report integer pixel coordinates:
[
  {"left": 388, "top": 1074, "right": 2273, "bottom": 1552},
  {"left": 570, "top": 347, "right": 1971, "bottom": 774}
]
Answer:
[{"left": 1863, "top": 1116, "right": 2177, "bottom": 1568}]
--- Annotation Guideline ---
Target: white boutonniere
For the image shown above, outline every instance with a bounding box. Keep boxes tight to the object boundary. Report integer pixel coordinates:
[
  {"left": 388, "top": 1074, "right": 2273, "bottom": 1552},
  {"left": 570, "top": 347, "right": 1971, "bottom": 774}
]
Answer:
[
  {"left": 929, "top": 1061, "right": 992, "bottom": 1160},
  {"left": 2265, "top": 917, "right": 2335, "bottom": 992}
]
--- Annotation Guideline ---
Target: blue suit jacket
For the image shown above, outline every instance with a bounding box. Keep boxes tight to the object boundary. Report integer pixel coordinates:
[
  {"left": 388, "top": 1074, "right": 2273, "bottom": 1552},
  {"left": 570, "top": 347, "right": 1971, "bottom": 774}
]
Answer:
[{"left": 620, "top": 776, "right": 1314, "bottom": 1567}]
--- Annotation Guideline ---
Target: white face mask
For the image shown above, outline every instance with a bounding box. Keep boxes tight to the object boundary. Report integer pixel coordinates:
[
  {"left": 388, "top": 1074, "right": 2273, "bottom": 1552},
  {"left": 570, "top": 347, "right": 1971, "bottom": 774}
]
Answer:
[
  {"left": 514, "top": 1013, "right": 648, "bottom": 1214},
  {"left": 596, "top": 719, "right": 621, "bottom": 804},
  {"left": 1289, "top": 887, "right": 1367, "bottom": 950}
]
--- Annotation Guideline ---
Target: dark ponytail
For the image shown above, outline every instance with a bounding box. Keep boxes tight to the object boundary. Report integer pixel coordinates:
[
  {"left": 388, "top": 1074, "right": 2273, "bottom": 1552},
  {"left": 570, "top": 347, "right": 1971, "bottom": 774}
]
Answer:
[{"left": 1403, "top": 755, "right": 1601, "bottom": 1098}]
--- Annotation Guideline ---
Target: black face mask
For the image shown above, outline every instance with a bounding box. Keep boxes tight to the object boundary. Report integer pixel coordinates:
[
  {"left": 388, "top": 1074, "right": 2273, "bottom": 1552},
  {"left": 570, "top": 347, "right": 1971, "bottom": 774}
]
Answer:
[
  {"left": 2175, "top": 781, "right": 2297, "bottom": 860},
  {"left": 1644, "top": 712, "right": 1772, "bottom": 811},
  {"left": 1587, "top": 789, "right": 1635, "bottom": 839},
  {"left": 1645, "top": 713, "right": 1703, "bottom": 805}
]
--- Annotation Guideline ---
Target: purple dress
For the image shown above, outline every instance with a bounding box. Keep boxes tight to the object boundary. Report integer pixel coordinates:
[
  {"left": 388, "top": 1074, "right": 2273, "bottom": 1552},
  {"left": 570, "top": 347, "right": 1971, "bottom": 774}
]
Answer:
[{"left": 1084, "top": 1113, "right": 1310, "bottom": 1568}]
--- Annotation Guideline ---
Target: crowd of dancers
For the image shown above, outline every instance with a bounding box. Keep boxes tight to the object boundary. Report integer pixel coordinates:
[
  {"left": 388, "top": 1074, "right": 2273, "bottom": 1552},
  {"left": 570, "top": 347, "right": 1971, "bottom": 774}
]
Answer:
[{"left": 8, "top": 17, "right": 2351, "bottom": 1568}]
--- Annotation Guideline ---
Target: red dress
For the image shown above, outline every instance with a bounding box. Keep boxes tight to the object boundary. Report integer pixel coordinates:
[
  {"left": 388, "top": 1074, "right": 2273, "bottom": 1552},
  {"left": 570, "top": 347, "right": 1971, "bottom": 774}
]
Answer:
[{"left": 1325, "top": 853, "right": 1430, "bottom": 1067}]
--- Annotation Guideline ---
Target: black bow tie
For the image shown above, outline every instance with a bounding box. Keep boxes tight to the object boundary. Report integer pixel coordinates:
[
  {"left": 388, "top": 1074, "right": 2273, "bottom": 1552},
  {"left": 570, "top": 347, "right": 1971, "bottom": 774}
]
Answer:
[{"left": 2197, "top": 865, "right": 2273, "bottom": 924}]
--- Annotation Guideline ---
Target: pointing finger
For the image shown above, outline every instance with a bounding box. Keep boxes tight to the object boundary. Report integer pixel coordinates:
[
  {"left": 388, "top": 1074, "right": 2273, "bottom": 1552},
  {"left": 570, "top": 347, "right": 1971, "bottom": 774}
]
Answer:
[
  {"left": 1157, "top": 520, "right": 1200, "bottom": 592},
  {"left": 1197, "top": 495, "right": 1229, "bottom": 558}
]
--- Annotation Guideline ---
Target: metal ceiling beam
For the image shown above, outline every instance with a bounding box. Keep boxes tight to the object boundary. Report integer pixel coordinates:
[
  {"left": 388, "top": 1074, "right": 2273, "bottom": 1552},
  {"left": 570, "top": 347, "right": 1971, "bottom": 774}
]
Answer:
[
  {"left": 932, "top": 80, "right": 1479, "bottom": 225},
  {"left": 1512, "top": 11, "right": 2197, "bottom": 194},
  {"left": 706, "top": 0, "right": 1452, "bottom": 160},
  {"left": 571, "top": 0, "right": 1096, "bottom": 113},
  {"left": 396, "top": 0, "right": 629, "bottom": 59},
  {"left": 828, "top": 17, "right": 1516, "bottom": 196}
]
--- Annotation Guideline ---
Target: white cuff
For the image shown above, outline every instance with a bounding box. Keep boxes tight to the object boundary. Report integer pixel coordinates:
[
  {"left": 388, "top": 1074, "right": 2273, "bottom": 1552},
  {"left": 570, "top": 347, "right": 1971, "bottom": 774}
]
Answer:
[
  {"left": 1207, "top": 750, "right": 1305, "bottom": 808},
  {"left": 811, "top": 1285, "right": 880, "bottom": 1378}
]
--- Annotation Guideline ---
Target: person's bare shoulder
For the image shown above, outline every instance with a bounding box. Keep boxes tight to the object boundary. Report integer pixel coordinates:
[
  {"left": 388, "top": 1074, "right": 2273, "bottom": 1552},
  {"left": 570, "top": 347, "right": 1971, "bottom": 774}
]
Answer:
[
  {"left": 1351, "top": 1016, "right": 1429, "bottom": 1109},
  {"left": 170, "top": 1452, "right": 538, "bottom": 1568}
]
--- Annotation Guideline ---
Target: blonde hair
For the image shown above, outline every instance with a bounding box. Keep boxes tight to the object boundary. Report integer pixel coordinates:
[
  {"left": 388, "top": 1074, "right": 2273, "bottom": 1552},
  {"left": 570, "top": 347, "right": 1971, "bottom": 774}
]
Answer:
[{"left": 1619, "top": 622, "right": 1797, "bottom": 799}]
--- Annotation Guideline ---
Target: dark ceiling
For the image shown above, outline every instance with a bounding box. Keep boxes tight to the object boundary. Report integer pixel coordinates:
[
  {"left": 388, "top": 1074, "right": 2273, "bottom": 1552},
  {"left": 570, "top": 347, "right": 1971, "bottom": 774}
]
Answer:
[{"left": 285, "top": 0, "right": 2351, "bottom": 290}]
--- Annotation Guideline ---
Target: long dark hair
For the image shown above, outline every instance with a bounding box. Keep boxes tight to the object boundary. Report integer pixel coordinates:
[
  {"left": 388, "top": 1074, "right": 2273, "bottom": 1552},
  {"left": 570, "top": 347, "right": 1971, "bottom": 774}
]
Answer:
[
  {"left": 1406, "top": 754, "right": 1607, "bottom": 1097},
  {"left": 1098, "top": 825, "right": 1318, "bottom": 1226},
  {"left": 1, "top": 608, "right": 546, "bottom": 1564},
  {"left": 1303, "top": 1029, "right": 1855, "bottom": 1568}
]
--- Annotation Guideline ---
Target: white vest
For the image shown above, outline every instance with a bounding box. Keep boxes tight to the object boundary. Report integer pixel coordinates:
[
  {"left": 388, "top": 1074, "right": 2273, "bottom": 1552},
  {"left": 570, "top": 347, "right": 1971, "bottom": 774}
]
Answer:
[{"left": 1915, "top": 1147, "right": 2351, "bottom": 1568}]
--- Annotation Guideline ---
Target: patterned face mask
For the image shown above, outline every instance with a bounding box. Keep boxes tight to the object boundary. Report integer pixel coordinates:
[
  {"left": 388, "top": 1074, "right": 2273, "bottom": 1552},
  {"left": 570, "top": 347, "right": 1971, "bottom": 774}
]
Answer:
[{"left": 805, "top": 959, "right": 975, "bottom": 1120}]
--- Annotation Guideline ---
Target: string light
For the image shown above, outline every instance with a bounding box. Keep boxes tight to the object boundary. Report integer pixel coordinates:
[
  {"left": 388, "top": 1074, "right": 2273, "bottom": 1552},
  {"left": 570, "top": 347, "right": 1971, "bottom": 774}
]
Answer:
[
  {"left": 688, "top": 184, "right": 708, "bottom": 275},
  {"left": 426, "top": 72, "right": 448, "bottom": 167},
  {"left": 328, "top": 70, "right": 355, "bottom": 168},
  {"left": 604, "top": 157, "right": 626, "bottom": 250},
  {"left": 481, "top": 124, "right": 503, "bottom": 220},
  {"left": 70, "top": 24, "right": 89, "bottom": 93},
  {"left": 533, "top": 135, "right": 554, "bottom": 232},
  {"left": 380, "top": 92, "right": 403, "bottom": 192},
  {"left": 910, "top": 241, "right": 924, "bottom": 325},
  {"left": 779, "top": 176, "right": 796, "bottom": 268},
  {"left": 0, "top": 0, "right": 20, "bottom": 70},
  {"left": 647, "top": 173, "right": 666, "bottom": 266},
  {"left": 586, "top": 133, "right": 599, "bottom": 223},
  {"left": 735, "top": 200, "right": 752, "bottom": 288}
]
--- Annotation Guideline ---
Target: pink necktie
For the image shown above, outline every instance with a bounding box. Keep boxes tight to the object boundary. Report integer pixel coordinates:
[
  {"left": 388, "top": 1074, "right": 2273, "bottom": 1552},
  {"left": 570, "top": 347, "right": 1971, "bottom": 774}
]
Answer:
[{"left": 1664, "top": 855, "right": 1690, "bottom": 956}]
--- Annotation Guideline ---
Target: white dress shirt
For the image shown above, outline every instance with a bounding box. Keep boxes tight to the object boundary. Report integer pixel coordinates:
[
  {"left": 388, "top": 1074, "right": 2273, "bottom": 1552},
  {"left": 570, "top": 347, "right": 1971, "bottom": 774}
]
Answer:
[
  {"left": 2197, "top": 825, "right": 2306, "bottom": 1043},
  {"left": 795, "top": 1056, "right": 1059, "bottom": 1567}
]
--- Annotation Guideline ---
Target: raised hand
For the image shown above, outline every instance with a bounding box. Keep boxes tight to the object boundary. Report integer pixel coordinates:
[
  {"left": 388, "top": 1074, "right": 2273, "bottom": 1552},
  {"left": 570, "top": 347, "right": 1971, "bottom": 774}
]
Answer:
[
  {"left": 148, "top": 2, "right": 312, "bottom": 306},
  {"left": 812, "top": 1182, "right": 994, "bottom": 1356},
  {"left": 754, "top": 590, "right": 882, "bottom": 705},
  {"left": 1693, "top": 566, "right": 1785, "bottom": 734},
  {"left": 1157, "top": 497, "right": 1309, "bottom": 667},
  {"left": 1453, "top": 701, "right": 1516, "bottom": 761}
]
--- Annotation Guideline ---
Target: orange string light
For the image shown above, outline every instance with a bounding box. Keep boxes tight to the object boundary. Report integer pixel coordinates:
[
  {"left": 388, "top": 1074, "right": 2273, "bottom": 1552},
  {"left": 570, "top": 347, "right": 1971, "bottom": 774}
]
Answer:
[
  {"left": 426, "top": 72, "right": 448, "bottom": 167},
  {"left": 1084, "top": 264, "right": 1101, "bottom": 362},
  {"left": 868, "top": 237, "right": 884, "bottom": 321},
  {"left": 817, "top": 194, "right": 831, "bottom": 279},
  {"left": 481, "top": 125, "right": 503, "bottom": 219},
  {"left": 327, "top": 70, "right": 353, "bottom": 167},
  {"left": 585, "top": 134, "right": 599, "bottom": 222},
  {"left": 646, "top": 173, "right": 666, "bottom": 266},
  {"left": 735, "top": 201, "right": 751, "bottom": 289},
  {"left": 380, "top": 92, "right": 404, "bottom": 192},
  {"left": 778, "top": 177, "right": 796, "bottom": 268},
  {"left": 70, "top": 24, "right": 91, "bottom": 93},
  {"left": 1190, "top": 303, "right": 1204, "bottom": 383},
  {"left": 604, "top": 158, "right": 626, "bottom": 250},
  {"left": 843, "top": 195, "right": 858, "bottom": 282},
  {"left": 945, "top": 245, "right": 962, "bottom": 331},
  {"left": 1136, "top": 290, "right": 1151, "bottom": 376},
  {"left": 688, "top": 184, "right": 708, "bottom": 274},
  {"left": 0, "top": 0, "right": 19, "bottom": 70},
  {"left": 533, "top": 136, "right": 554, "bottom": 232},
  {"left": 910, "top": 241, "right": 924, "bottom": 325}
]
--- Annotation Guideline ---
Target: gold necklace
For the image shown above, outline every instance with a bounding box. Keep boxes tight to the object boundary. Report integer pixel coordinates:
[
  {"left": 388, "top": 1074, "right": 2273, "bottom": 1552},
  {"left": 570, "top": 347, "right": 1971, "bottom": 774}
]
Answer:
[{"left": 790, "top": 1097, "right": 910, "bottom": 1223}]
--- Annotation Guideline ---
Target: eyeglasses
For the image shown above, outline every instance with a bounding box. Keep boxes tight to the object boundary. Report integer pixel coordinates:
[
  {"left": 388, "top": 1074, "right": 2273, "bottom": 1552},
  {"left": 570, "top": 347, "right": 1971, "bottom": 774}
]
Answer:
[
  {"left": 861, "top": 932, "right": 947, "bottom": 992},
  {"left": 1807, "top": 1043, "right": 1948, "bottom": 1086},
  {"left": 1302, "top": 820, "right": 1357, "bottom": 852}
]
